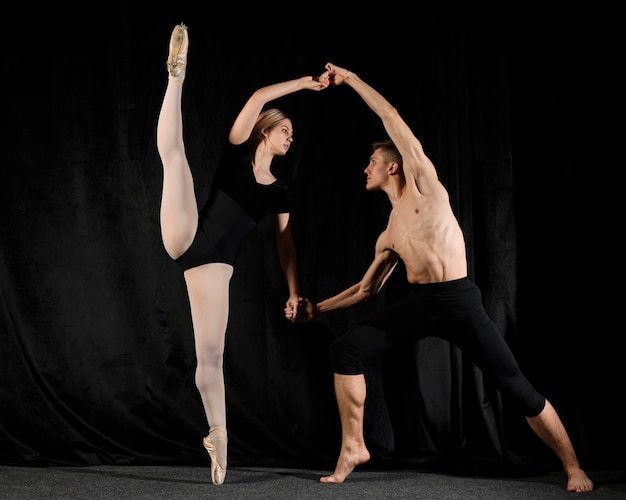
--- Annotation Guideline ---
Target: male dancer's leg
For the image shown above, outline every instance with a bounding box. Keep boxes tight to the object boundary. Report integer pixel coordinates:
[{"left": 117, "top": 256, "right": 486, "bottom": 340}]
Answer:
[{"left": 320, "top": 373, "right": 370, "bottom": 484}]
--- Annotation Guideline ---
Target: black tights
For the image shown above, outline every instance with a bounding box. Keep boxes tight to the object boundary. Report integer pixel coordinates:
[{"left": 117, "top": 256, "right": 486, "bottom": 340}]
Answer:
[{"left": 329, "top": 277, "right": 545, "bottom": 417}]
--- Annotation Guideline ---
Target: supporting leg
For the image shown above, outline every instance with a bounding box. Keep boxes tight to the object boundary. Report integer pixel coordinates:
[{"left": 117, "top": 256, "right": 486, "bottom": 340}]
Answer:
[{"left": 321, "top": 373, "right": 371, "bottom": 484}]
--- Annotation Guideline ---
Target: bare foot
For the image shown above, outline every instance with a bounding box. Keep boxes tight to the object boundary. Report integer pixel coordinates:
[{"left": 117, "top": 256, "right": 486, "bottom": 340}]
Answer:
[
  {"left": 567, "top": 469, "right": 594, "bottom": 493},
  {"left": 320, "top": 448, "right": 370, "bottom": 484}
]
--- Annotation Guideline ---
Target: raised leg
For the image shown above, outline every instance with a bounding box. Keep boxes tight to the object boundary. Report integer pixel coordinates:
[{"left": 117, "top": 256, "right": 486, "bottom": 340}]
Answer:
[{"left": 156, "top": 24, "right": 197, "bottom": 259}]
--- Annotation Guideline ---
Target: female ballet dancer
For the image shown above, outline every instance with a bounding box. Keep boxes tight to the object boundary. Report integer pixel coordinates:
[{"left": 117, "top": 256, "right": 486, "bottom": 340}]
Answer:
[{"left": 156, "top": 23, "right": 328, "bottom": 484}]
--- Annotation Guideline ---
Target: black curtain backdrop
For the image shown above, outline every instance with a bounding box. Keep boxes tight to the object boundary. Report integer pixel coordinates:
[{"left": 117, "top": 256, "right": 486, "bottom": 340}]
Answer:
[{"left": 2, "top": 2, "right": 624, "bottom": 473}]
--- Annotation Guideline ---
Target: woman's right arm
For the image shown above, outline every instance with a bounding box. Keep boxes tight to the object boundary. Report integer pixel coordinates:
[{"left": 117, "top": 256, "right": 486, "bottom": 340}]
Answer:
[{"left": 228, "top": 76, "right": 329, "bottom": 145}]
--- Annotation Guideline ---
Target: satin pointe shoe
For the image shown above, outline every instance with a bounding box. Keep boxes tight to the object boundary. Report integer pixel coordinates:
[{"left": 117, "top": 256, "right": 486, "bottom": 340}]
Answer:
[
  {"left": 166, "top": 23, "right": 188, "bottom": 80},
  {"left": 202, "top": 425, "right": 227, "bottom": 485}
]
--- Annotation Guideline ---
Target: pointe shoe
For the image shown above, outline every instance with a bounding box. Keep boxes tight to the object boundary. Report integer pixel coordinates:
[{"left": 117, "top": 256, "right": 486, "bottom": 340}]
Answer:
[
  {"left": 202, "top": 425, "right": 227, "bottom": 485},
  {"left": 166, "top": 23, "right": 188, "bottom": 80}
]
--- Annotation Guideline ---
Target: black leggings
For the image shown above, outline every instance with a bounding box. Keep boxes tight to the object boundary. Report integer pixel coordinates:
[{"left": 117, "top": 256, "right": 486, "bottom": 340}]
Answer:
[{"left": 329, "top": 277, "right": 545, "bottom": 417}]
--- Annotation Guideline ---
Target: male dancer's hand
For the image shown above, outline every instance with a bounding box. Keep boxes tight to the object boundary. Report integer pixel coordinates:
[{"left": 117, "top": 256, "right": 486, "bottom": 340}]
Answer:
[
  {"left": 285, "top": 298, "right": 318, "bottom": 322},
  {"left": 324, "top": 62, "right": 351, "bottom": 85}
]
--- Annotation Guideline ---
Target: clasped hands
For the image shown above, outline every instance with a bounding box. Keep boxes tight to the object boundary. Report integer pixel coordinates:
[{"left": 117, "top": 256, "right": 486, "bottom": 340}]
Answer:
[
  {"left": 285, "top": 297, "right": 318, "bottom": 323},
  {"left": 309, "top": 62, "right": 350, "bottom": 89}
]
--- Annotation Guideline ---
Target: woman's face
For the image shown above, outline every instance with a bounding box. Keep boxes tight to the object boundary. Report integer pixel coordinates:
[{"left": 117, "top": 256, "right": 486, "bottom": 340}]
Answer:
[{"left": 266, "top": 118, "right": 294, "bottom": 156}]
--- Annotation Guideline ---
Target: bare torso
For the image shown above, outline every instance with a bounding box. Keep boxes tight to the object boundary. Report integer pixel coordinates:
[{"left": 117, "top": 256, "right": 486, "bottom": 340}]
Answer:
[{"left": 376, "top": 176, "right": 467, "bottom": 284}]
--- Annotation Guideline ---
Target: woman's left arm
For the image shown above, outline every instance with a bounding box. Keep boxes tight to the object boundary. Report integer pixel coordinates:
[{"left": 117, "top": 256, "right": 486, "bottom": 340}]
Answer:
[{"left": 273, "top": 212, "right": 301, "bottom": 314}]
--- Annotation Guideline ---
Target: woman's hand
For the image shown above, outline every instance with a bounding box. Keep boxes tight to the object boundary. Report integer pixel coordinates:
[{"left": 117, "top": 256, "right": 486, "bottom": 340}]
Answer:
[
  {"left": 301, "top": 74, "right": 330, "bottom": 91},
  {"left": 284, "top": 297, "right": 318, "bottom": 322}
]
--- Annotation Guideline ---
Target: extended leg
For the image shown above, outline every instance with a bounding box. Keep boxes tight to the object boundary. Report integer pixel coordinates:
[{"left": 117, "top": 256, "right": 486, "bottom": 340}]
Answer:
[
  {"left": 157, "top": 24, "right": 197, "bottom": 259},
  {"left": 321, "top": 373, "right": 371, "bottom": 484},
  {"left": 456, "top": 307, "right": 593, "bottom": 493},
  {"left": 526, "top": 400, "right": 593, "bottom": 493}
]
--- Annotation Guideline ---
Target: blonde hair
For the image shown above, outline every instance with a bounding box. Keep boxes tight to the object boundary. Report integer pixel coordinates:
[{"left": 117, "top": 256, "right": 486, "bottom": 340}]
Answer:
[{"left": 248, "top": 108, "right": 291, "bottom": 154}]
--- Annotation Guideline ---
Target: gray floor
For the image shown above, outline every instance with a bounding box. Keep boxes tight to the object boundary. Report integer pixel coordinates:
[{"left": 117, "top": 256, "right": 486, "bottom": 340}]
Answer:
[{"left": 0, "top": 465, "right": 625, "bottom": 499}]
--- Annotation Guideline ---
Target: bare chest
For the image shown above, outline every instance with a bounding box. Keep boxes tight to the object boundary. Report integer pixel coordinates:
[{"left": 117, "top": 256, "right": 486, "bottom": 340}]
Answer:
[{"left": 382, "top": 202, "right": 431, "bottom": 254}]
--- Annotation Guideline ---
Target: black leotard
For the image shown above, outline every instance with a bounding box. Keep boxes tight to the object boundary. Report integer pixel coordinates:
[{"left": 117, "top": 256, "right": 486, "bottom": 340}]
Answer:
[
  {"left": 175, "top": 142, "right": 289, "bottom": 271},
  {"left": 329, "top": 277, "right": 546, "bottom": 417}
]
